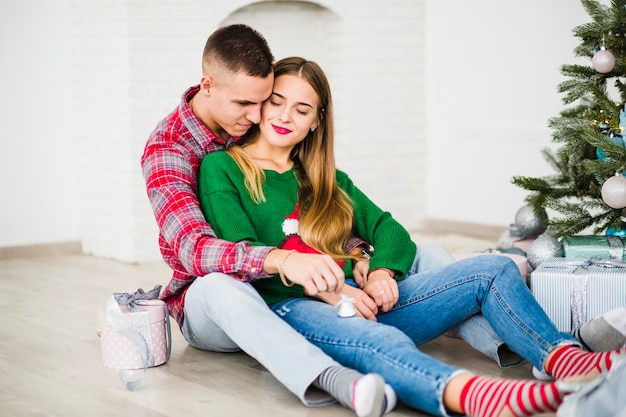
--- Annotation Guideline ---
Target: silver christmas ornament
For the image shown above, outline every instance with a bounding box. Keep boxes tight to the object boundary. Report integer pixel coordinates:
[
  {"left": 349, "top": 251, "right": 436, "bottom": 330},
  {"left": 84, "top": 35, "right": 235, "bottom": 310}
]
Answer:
[
  {"left": 527, "top": 231, "right": 564, "bottom": 270},
  {"left": 514, "top": 204, "right": 548, "bottom": 238},
  {"left": 592, "top": 48, "right": 616, "bottom": 73},
  {"left": 601, "top": 174, "right": 626, "bottom": 209}
]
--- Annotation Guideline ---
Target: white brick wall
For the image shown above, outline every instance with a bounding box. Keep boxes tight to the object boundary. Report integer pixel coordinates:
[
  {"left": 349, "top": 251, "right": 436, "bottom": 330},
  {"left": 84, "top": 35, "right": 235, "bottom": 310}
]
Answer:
[
  {"left": 4, "top": 0, "right": 592, "bottom": 259},
  {"left": 70, "top": 0, "right": 426, "bottom": 263}
]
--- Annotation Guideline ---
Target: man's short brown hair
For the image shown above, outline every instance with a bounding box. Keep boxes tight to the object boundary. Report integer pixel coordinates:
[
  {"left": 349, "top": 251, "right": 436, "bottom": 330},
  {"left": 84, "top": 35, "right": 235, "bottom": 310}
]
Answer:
[{"left": 202, "top": 24, "right": 274, "bottom": 78}]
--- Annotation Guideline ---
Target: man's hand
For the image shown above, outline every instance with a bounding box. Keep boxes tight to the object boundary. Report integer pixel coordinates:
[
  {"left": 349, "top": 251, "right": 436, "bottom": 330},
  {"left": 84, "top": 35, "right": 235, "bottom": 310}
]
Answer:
[{"left": 264, "top": 250, "right": 345, "bottom": 296}]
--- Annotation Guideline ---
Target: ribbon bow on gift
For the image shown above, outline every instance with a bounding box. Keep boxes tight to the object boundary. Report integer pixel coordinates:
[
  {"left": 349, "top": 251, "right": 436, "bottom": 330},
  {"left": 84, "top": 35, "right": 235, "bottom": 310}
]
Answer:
[
  {"left": 541, "top": 257, "right": 626, "bottom": 330},
  {"left": 104, "top": 285, "right": 171, "bottom": 391},
  {"left": 544, "top": 257, "right": 626, "bottom": 269},
  {"left": 113, "top": 285, "right": 162, "bottom": 311}
]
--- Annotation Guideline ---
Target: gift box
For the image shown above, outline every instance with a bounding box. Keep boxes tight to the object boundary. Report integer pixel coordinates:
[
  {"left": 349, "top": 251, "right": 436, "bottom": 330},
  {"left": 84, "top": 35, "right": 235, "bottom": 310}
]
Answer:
[
  {"left": 497, "top": 226, "right": 536, "bottom": 255},
  {"left": 530, "top": 257, "right": 626, "bottom": 332},
  {"left": 97, "top": 286, "right": 171, "bottom": 371},
  {"left": 563, "top": 235, "right": 626, "bottom": 261},
  {"left": 512, "top": 238, "right": 535, "bottom": 254}
]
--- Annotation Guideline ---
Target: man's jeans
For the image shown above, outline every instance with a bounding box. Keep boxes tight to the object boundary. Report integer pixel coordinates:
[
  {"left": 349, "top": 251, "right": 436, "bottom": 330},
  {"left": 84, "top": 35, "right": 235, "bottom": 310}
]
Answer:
[{"left": 182, "top": 273, "right": 339, "bottom": 407}]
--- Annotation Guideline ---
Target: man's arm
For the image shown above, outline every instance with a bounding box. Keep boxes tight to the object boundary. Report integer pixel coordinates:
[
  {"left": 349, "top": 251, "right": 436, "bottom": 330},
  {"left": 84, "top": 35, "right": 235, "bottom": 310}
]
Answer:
[
  {"left": 142, "top": 142, "right": 272, "bottom": 280},
  {"left": 197, "top": 154, "right": 345, "bottom": 295}
]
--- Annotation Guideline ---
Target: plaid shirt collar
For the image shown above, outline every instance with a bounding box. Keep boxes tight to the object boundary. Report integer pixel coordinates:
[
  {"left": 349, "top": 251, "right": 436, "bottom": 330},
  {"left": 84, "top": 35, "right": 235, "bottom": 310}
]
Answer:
[{"left": 180, "top": 85, "right": 239, "bottom": 150}]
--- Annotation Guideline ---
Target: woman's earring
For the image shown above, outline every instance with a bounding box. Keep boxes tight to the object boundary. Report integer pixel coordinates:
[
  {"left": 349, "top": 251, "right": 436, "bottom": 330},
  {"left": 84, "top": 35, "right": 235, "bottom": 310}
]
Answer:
[{"left": 310, "top": 126, "right": 316, "bottom": 132}]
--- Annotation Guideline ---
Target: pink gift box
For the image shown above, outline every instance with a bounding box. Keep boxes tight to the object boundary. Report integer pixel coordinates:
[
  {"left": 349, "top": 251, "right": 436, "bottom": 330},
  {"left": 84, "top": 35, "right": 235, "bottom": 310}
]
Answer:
[
  {"left": 97, "top": 299, "right": 170, "bottom": 370},
  {"left": 512, "top": 238, "right": 535, "bottom": 253}
]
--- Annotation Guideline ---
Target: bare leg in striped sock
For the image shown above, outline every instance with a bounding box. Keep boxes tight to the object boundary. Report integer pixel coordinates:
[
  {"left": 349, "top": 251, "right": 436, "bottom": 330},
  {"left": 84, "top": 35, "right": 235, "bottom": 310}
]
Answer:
[
  {"left": 545, "top": 344, "right": 624, "bottom": 380},
  {"left": 445, "top": 373, "right": 570, "bottom": 417}
]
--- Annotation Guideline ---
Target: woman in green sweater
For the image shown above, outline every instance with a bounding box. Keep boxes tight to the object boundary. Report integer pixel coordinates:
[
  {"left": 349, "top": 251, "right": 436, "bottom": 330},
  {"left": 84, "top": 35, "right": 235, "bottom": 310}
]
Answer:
[{"left": 198, "top": 57, "right": 626, "bottom": 417}]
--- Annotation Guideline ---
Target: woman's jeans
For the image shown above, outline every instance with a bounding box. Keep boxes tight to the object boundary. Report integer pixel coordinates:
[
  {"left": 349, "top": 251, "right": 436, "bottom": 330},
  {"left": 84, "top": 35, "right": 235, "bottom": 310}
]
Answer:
[
  {"left": 179, "top": 241, "right": 507, "bottom": 408},
  {"left": 415, "top": 242, "right": 524, "bottom": 367},
  {"left": 270, "top": 255, "right": 576, "bottom": 416}
]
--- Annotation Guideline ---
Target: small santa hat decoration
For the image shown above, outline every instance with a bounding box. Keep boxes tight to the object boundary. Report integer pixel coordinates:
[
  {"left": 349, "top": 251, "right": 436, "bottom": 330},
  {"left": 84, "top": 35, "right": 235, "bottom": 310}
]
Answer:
[
  {"left": 282, "top": 205, "right": 300, "bottom": 236},
  {"left": 279, "top": 204, "right": 352, "bottom": 319}
]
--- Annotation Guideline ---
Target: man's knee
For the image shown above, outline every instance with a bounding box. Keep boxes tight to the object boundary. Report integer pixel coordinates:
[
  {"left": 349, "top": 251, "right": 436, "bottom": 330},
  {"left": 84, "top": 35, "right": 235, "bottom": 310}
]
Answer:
[
  {"left": 189, "top": 272, "right": 263, "bottom": 303},
  {"left": 414, "top": 242, "right": 455, "bottom": 273}
]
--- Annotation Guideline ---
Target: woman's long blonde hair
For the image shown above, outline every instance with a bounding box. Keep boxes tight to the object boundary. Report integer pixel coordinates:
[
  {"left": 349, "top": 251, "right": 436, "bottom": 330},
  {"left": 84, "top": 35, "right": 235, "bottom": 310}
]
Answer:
[{"left": 227, "top": 57, "right": 356, "bottom": 261}]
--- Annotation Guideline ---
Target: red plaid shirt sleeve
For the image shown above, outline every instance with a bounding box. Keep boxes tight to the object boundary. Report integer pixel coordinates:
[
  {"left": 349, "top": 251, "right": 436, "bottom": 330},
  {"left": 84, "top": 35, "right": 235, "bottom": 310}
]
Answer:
[{"left": 141, "top": 86, "right": 272, "bottom": 326}]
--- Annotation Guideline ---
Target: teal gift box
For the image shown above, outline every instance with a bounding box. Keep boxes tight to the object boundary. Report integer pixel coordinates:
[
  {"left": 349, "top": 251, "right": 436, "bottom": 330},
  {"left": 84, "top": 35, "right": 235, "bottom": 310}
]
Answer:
[
  {"left": 563, "top": 235, "right": 626, "bottom": 261},
  {"left": 530, "top": 257, "right": 626, "bottom": 332}
]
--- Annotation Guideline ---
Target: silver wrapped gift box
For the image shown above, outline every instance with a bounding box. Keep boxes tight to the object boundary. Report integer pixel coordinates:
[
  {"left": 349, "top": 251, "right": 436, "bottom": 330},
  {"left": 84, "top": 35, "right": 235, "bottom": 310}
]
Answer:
[{"left": 530, "top": 257, "right": 626, "bottom": 332}]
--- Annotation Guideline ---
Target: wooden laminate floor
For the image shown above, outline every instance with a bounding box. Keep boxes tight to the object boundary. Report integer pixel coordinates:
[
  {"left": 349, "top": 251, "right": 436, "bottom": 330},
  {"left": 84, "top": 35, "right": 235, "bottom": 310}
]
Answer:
[{"left": 0, "top": 246, "right": 533, "bottom": 417}]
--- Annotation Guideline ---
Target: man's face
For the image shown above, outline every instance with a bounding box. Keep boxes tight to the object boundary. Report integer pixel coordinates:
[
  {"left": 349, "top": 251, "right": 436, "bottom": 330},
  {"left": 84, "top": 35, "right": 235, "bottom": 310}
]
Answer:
[{"left": 204, "top": 71, "right": 274, "bottom": 139}]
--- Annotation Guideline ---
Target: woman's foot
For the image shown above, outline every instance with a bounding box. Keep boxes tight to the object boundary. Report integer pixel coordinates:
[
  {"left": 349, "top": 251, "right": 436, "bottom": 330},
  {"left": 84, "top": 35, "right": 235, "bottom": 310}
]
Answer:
[
  {"left": 556, "top": 355, "right": 626, "bottom": 417},
  {"left": 546, "top": 345, "right": 623, "bottom": 380},
  {"left": 533, "top": 308, "right": 626, "bottom": 381},
  {"left": 460, "top": 376, "right": 565, "bottom": 417}
]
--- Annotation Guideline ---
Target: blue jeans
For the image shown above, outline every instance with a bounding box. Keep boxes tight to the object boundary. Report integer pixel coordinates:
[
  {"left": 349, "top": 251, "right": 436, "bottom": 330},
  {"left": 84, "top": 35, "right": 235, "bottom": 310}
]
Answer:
[
  {"left": 414, "top": 243, "right": 524, "bottom": 368},
  {"left": 270, "top": 255, "right": 577, "bottom": 416}
]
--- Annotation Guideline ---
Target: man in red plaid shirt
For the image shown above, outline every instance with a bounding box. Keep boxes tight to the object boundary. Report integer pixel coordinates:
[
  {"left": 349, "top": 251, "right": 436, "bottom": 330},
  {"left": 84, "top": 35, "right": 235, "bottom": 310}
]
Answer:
[{"left": 141, "top": 24, "right": 395, "bottom": 415}]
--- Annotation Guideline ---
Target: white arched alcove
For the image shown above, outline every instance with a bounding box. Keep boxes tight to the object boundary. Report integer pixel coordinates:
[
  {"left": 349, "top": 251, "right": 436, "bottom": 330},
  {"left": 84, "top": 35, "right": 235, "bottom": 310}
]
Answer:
[
  {"left": 66, "top": 0, "right": 424, "bottom": 263},
  {"left": 220, "top": 1, "right": 427, "bottom": 233}
]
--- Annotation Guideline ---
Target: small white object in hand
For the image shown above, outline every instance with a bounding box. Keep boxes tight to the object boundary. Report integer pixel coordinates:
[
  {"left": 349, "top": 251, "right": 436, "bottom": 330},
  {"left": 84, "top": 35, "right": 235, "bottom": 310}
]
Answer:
[{"left": 336, "top": 293, "right": 357, "bottom": 317}]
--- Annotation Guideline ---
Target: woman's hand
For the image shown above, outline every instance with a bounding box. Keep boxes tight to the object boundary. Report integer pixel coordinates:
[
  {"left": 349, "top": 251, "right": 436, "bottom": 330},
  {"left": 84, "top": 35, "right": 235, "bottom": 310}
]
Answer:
[
  {"left": 352, "top": 257, "right": 370, "bottom": 288},
  {"left": 363, "top": 269, "right": 398, "bottom": 313},
  {"left": 342, "top": 285, "right": 379, "bottom": 321},
  {"left": 267, "top": 250, "right": 345, "bottom": 296},
  {"left": 316, "top": 285, "right": 379, "bottom": 321},
  {"left": 349, "top": 246, "right": 371, "bottom": 288}
]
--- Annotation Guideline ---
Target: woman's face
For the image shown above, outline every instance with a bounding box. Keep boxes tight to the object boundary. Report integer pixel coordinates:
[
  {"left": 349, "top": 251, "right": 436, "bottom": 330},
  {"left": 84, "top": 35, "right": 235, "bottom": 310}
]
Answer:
[{"left": 259, "top": 74, "right": 319, "bottom": 150}]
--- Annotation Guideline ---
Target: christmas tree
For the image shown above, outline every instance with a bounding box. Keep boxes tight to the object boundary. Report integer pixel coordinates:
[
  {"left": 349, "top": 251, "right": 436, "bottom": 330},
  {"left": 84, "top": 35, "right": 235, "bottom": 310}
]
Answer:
[{"left": 513, "top": 0, "right": 626, "bottom": 238}]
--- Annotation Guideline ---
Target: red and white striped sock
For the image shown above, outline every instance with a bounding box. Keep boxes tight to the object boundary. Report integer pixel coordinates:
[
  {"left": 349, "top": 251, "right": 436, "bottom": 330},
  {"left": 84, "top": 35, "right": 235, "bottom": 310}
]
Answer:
[
  {"left": 460, "top": 376, "right": 564, "bottom": 417},
  {"left": 546, "top": 345, "right": 623, "bottom": 380}
]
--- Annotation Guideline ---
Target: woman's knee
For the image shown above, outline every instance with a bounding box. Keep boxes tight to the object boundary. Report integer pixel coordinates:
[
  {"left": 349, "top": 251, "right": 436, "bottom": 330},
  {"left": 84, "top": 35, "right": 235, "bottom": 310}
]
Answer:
[
  {"left": 463, "top": 254, "right": 518, "bottom": 276},
  {"left": 484, "top": 255, "right": 521, "bottom": 279}
]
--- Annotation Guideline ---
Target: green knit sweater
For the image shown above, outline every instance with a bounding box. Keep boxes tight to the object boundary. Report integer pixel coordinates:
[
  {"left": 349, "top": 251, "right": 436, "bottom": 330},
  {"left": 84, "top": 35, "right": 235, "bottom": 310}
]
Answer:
[{"left": 198, "top": 151, "right": 417, "bottom": 305}]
